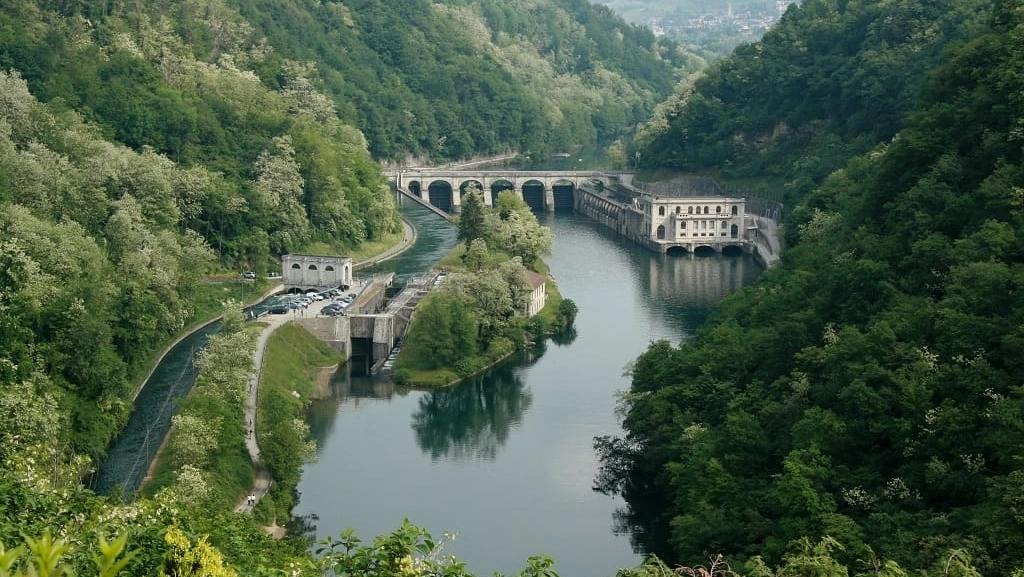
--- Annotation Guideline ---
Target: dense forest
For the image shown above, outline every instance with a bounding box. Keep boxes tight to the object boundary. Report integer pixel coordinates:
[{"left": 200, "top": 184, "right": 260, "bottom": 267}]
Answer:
[
  {"left": 0, "top": 0, "right": 693, "bottom": 164},
  {"left": 0, "top": 0, "right": 686, "bottom": 575},
  {"left": 634, "top": 0, "right": 992, "bottom": 202},
  {"left": 600, "top": 0, "right": 1024, "bottom": 574},
  {"left": 3, "top": 0, "right": 1024, "bottom": 573}
]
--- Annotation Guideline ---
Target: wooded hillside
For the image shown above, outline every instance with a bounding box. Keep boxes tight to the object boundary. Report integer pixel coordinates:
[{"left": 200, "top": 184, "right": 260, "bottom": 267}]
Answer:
[
  {"left": 634, "top": 0, "right": 992, "bottom": 201},
  {"left": 603, "top": 0, "right": 1024, "bottom": 574}
]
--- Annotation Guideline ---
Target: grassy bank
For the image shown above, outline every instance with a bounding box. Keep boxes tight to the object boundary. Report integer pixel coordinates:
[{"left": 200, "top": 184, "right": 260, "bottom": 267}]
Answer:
[
  {"left": 255, "top": 323, "right": 345, "bottom": 524},
  {"left": 143, "top": 321, "right": 264, "bottom": 506}
]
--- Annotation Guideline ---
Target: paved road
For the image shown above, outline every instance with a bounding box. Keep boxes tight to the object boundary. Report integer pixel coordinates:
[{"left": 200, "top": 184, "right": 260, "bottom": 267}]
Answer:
[{"left": 234, "top": 219, "right": 416, "bottom": 518}]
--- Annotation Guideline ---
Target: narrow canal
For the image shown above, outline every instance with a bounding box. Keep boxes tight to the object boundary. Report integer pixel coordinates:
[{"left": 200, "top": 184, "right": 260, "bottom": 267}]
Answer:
[
  {"left": 294, "top": 201, "right": 762, "bottom": 576},
  {"left": 93, "top": 321, "right": 220, "bottom": 494}
]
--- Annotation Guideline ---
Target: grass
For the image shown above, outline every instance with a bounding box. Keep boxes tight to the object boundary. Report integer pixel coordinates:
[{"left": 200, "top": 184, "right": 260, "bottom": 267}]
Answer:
[
  {"left": 255, "top": 322, "right": 345, "bottom": 522},
  {"left": 260, "top": 322, "right": 345, "bottom": 401},
  {"left": 189, "top": 279, "right": 275, "bottom": 324}
]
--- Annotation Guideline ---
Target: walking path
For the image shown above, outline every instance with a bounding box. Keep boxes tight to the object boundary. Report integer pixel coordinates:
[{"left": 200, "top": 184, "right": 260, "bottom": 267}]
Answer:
[{"left": 234, "top": 218, "right": 416, "bottom": 518}]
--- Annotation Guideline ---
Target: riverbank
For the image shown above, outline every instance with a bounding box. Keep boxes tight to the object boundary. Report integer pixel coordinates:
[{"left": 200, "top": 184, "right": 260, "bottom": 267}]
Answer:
[
  {"left": 232, "top": 217, "right": 417, "bottom": 519},
  {"left": 390, "top": 194, "right": 573, "bottom": 388},
  {"left": 124, "top": 219, "right": 416, "bottom": 517},
  {"left": 393, "top": 275, "right": 571, "bottom": 388}
]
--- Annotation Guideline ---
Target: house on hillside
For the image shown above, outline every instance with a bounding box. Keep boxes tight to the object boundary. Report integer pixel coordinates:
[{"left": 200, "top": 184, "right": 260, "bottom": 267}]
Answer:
[{"left": 523, "top": 271, "right": 548, "bottom": 317}]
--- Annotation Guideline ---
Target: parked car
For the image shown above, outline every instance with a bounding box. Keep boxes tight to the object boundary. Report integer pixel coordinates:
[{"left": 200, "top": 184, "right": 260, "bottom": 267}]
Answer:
[{"left": 242, "top": 271, "right": 257, "bottom": 280}]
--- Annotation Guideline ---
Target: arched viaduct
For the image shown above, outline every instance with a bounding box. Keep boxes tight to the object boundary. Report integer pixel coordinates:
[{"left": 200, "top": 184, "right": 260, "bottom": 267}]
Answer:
[{"left": 384, "top": 169, "right": 624, "bottom": 213}]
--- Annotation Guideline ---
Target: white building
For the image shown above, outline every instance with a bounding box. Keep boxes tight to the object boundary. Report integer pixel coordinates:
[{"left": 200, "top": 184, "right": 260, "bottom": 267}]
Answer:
[
  {"left": 636, "top": 193, "right": 746, "bottom": 250},
  {"left": 282, "top": 254, "right": 353, "bottom": 291},
  {"left": 523, "top": 271, "right": 548, "bottom": 317}
]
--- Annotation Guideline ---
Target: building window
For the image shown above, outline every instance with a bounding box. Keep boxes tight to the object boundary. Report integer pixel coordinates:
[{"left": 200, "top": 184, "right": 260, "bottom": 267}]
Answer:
[
  {"left": 716, "top": 206, "right": 722, "bottom": 213},
  {"left": 291, "top": 263, "right": 301, "bottom": 269},
  {"left": 656, "top": 225, "right": 666, "bottom": 239},
  {"left": 309, "top": 264, "right": 318, "bottom": 270},
  {"left": 731, "top": 224, "right": 739, "bottom": 238},
  {"left": 704, "top": 206, "right": 710, "bottom": 214},
  {"left": 732, "top": 206, "right": 738, "bottom": 216},
  {"left": 675, "top": 206, "right": 681, "bottom": 214},
  {"left": 688, "top": 206, "right": 693, "bottom": 214},
  {"left": 326, "top": 265, "right": 335, "bottom": 271},
  {"left": 658, "top": 206, "right": 665, "bottom": 216},
  {"left": 722, "top": 221, "right": 728, "bottom": 229},
  {"left": 680, "top": 221, "right": 686, "bottom": 229}
]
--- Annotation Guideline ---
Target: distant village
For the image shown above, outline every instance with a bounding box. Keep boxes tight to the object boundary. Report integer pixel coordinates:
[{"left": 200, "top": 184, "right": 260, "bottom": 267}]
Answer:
[{"left": 647, "top": 1, "right": 793, "bottom": 39}]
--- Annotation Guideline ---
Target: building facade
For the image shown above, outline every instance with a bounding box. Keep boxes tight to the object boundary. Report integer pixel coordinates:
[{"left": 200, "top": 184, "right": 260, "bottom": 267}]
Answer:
[
  {"left": 282, "top": 254, "right": 353, "bottom": 291},
  {"left": 635, "top": 193, "right": 746, "bottom": 251},
  {"left": 523, "top": 271, "right": 548, "bottom": 317}
]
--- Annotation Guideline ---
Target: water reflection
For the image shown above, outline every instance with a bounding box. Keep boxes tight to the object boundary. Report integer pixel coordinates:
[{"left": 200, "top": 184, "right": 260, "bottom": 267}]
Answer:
[
  {"left": 306, "top": 371, "right": 411, "bottom": 450},
  {"left": 412, "top": 360, "right": 532, "bottom": 462},
  {"left": 642, "top": 252, "right": 754, "bottom": 305}
]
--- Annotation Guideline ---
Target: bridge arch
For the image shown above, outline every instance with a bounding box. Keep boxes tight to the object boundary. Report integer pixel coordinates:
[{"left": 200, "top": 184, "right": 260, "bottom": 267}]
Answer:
[
  {"left": 550, "top": 178, "right": 576, "bottom": 211},
  {"left": 426, "top": 179, "right": 455, "bottom": 213},
  {"left": 520, "top": 179, "right": 546, "bottom": 211},
  {"left": 487, "top": 179, "right": 513, "bottom": 206}
]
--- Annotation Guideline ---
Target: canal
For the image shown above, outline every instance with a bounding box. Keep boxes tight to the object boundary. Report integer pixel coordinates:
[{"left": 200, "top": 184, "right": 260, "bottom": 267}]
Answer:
[{"left": 293, "top": 201, "right": 762, "bottom": 576}]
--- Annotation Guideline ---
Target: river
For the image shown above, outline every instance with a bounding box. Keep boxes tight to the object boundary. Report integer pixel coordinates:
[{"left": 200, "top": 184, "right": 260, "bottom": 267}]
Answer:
[{"left": 293, "top": 200, "right": 762, "bottom": 577}]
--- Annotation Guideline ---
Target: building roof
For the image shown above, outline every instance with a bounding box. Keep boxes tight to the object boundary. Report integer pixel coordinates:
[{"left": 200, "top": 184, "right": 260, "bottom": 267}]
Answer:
[
  {"left": 282, "top": 253, "right": 353, "bottom": 261},
  {"left": 524, "top": 271, "right": 548, "bottom": 290}
]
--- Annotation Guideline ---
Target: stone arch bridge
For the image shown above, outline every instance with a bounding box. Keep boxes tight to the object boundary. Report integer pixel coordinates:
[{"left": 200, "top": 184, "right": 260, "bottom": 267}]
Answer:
[{"left": 384, "top": 168, "right": 628, "bottom": 213}]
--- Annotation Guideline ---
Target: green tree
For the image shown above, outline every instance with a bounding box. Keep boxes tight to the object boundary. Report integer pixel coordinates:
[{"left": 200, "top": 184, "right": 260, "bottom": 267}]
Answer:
[
  {"left": 463, "top": 238, "right": 490, "bottom": 271},
  {"left": 458, "top": 187, "right": 487, "bottom": 245}
]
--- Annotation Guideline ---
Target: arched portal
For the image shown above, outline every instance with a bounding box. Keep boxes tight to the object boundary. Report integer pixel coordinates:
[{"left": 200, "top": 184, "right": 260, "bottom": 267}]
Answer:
[
  {"left": 666, "top": 246, "right": 689, "bottom": 256},
  {"left": 426, "top": 180, "right": 454, "bottom": 213},
  {"left": 407, "top": 180, "right": 423, "bottom": 198},
  {"left": 521, "top": 180, "right": 546, "bottom": 211},
  {"left": 459, "top": 180, "right": 484, "bottom": 197},
  {"left": 551, "top": 179, "right": 575, "bottom": 211}
]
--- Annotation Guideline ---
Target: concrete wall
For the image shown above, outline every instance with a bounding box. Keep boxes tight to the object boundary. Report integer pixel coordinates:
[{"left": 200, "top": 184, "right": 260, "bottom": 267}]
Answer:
[{"left": 297, "top": 316, "right": 352, "bottom": 357}]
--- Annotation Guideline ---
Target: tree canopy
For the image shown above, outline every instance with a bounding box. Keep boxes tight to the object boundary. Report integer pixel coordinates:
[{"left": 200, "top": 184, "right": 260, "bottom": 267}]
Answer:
[{"left": 603, "top": 1, "right": 1024, "bottom": 574}]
